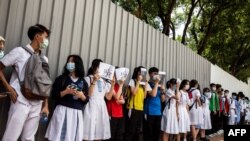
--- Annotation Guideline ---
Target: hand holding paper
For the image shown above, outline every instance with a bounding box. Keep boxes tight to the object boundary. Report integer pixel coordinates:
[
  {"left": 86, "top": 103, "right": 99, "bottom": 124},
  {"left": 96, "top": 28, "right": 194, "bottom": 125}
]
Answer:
[{"left": 99, "top": 62, "right": 115, "bottom": 80}]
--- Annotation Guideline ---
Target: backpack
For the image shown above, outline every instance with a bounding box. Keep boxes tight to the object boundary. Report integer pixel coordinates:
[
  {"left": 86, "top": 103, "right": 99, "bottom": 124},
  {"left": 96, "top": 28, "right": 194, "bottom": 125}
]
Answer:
[
  {"left": 19, "top": 46, "right": 52, "bottom": 100},
  {"left": 188, "top": 89, "right": 195, "bottom": 100},
  {"left": 200, "top": 94, "right": 206, "bottom": 104}
]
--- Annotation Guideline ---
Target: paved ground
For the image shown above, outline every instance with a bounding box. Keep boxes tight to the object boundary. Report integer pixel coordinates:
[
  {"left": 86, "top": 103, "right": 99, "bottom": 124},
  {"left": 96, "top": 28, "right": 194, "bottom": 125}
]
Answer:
[{"left": 208, "top": 134, "right": 224, "bottom": 141}]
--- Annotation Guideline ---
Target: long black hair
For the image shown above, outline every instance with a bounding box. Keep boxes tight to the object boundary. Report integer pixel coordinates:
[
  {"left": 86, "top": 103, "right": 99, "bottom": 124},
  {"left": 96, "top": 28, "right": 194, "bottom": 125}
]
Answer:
[
  {"left": 190, "top": 79, "right": 198, "bottom": 88},
  {"left": 63, "top": 55, "right": 85, "bottom": 78},
  {"left": 87, "top": 59, "right": 103, "bottom": 75},
  {"left": 180, "top": 79, "right": 189, "bottom": 90},
  {"left": 166, "top": 78, "right": 176, "bottom": 89},
  {"left": 132, "top": 66, "right": 145, "bottom": 79}
]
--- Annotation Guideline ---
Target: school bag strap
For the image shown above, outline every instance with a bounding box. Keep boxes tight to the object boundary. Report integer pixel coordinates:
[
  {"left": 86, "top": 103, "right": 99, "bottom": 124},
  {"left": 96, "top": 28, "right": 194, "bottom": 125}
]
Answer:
[{"left": 188, "top": 89, "right": 197, "bottom": 110}]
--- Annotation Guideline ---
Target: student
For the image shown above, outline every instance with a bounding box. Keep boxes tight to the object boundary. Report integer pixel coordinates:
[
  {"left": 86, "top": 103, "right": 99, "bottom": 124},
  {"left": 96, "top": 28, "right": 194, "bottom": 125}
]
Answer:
[
  {"left": 106, "top": 68, "right": 125, "bottom": 141},
  {"left": 45, "top": 55, "right": 89, "bottom": 140},
  {"left": 208, "top": 83, "right": 219, "bottom": 136},
  {"left": 0, "top": 36, "right": 6, "bottom": 98},
  {"left": 143, "top": 67, "right": 163, "bottom": 141},
  {"left": 228, "top": 93, "right": 237, "bottom": 125},
  {"left": 161, "top": 78, "right": 180, "bottom": 141},
  {"left": 189, "top": 79, "right": 203, "bottom": 141},
  {"left": 0, "top": 24, "right": 50, "bottom": 141},
  {"left": 177, "top": 79, "right": 190, "bottom": 141},
  {"left": 200, "top": 88, "right": 212, "bottom": 141},
  {"left": 0, "top": 36, "right": 5, "bottom": 59},
  {"left": 82, "top": 59, "right": 114, "bottom": 141},
  {"left": 124, "top": 66, "right": 153, "bottom": 141},
  {"left": 235, "top": 93, "right": 241, "bottom": 125},
  {"left": 238, "top": 92, "right": 246, "bottom": 125},
  {"left": 223, "top": 90, "right": 230, "bottom": 126}
]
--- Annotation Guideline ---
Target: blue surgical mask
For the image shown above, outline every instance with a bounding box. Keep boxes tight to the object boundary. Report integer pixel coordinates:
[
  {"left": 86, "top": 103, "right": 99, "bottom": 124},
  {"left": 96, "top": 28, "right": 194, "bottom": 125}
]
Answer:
[
  {"left": 233, "top": 96, "right": 237, "bottom": 99},
  {"left": 66, "top": 62, "right": 75, "bottom": 72},
  {"left": 0, "top": 51, "right": 4, "bottom": 59}
]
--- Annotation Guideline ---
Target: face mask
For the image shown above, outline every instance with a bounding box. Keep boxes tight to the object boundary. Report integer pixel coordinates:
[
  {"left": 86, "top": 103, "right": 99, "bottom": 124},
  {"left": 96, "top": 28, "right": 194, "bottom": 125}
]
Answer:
[
  {"left": 40, "top": 38, "right": 49, "bottom": 49},
  {"left": 212, "top": 87, "right": 216, "bottom": 91},
  {"left": 66, "top": 62, "right": 75, "bottom": 72},
  {"left": 185, "top": 85, "right": 190, "bottom": 90},
  {"left": 233, "top": 96, "right": 237, "bottom": 99},
  {"left": 173, "top": 85, "right": 177, "bottom": 91},
  {"left": 205, "top": 92, "right": 211, "bottom": 98},
  {"left": 0, "top": 51, "right": 4, "bottom": 59}
]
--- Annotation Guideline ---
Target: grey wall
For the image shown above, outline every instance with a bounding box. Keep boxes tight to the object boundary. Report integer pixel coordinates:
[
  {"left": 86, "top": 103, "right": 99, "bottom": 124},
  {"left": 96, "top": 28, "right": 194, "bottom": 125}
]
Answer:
[{"left": 0, "top": 0, "right": 211, "bottom": 140}]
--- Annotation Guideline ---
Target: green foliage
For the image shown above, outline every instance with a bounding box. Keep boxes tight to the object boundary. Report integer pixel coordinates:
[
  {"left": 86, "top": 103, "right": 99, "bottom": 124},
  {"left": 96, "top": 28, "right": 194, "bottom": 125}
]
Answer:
[{"left": 111, "top": 0, "right": 250, "bottom": 82}]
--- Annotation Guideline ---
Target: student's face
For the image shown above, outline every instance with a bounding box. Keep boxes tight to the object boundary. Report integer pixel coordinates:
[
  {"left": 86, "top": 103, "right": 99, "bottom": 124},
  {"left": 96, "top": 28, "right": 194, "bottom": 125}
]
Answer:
[
  {"left": 0, "top": 41, "right": 4, "bottom": 50},
  {"left": 149, "top": 72, "right": 158, "bottom": 79},
  {"left": 34, "top": 32, "right": 48, "bottom": 48}
]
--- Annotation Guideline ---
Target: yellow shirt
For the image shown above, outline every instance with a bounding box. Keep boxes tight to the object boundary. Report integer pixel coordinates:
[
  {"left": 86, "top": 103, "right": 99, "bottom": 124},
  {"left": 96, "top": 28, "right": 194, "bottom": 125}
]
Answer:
[{"left": 127, "top": 79, "right": 152, "bottom": 111}]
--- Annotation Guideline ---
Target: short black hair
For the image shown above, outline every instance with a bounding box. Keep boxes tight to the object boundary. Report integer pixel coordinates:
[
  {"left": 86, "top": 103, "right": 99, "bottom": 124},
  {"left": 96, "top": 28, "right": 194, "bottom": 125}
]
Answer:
[
  {"left": 216, "top": 84, "right": 222, "bottom": 89},
  {"left": 27, "top": 24, "right": 51, "bottom": 40},
  {"left": 224, "top": 90, "right": 229, "bottom": 93},
  {"left": 190, "top": 79, "right": 199, "bottom": 88},
  {"left": 203, "top": 87, "right": 210, "bottom": 93},
  {"left": 232, "top": 92, "right": 237, "bottom": 96},
  {"left": 210, "top": 83, "right": 216, "bottom": 87},
  {"left": 238, "top": 92, "right": 245, "bottom": 98},
  {"left": 63, "top": 55, "right": 85, "bottom": 78},
  {"left": 148, "top": 67, "right": 159, "bottom": 74}
]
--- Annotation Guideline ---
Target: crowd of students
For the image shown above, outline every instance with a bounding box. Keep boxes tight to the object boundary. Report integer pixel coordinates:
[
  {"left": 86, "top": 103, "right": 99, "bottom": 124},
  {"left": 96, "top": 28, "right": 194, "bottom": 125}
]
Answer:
[{"left": 0, "top": 24, "right": 250, "bottom": 141}]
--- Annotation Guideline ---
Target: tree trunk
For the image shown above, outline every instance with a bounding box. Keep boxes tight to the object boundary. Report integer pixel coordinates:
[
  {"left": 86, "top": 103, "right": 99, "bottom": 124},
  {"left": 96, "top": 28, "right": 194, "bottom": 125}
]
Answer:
[
  {"left": 161, "top": 0, "right": 176, "bottom": 36},
  {"left": 181, "top": 0, "right": 199, "bottom": 44}
]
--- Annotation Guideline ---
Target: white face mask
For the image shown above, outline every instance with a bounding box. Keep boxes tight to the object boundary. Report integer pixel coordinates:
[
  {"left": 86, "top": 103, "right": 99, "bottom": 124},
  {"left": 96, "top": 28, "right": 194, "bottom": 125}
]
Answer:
[
  {"left": 0, "top": 50, "right": 4, "bottom": 59},
  {"left": 40, "top": 38, "right": 49, "bottom": 49},
  {"left": 212, "top": 87, "right": 216, "bottom": 91},
  {"left": 205, "top": 92, "right": 211, "bottom": 99}
]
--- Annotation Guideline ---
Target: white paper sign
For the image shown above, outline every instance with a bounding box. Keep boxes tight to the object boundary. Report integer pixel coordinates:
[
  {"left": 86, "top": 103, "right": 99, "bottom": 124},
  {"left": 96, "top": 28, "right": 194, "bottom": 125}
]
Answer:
[
  {"left": 98, "top": 62, "right": 115, "bottom": 80},
  {"left": 140, "top": 68, "right": 147, "bottom": 85},
  {"left": 115, "top": 68, "right": 129, "bottom": 81},
  {"left": 158, "top": 71, "right": 166, "bottom": 86}
]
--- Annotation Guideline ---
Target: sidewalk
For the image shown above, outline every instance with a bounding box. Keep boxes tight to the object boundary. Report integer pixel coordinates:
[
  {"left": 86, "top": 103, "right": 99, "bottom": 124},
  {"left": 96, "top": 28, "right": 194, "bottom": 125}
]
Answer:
[{"left": 208, "top": 134, "right": 224, "bottom": 141}]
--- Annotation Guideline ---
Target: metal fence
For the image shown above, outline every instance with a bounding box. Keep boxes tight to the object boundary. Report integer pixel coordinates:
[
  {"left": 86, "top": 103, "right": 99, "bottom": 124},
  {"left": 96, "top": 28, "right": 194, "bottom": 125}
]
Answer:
[{"left": 0, "top": 0, "right": 246, "bottom": 140}]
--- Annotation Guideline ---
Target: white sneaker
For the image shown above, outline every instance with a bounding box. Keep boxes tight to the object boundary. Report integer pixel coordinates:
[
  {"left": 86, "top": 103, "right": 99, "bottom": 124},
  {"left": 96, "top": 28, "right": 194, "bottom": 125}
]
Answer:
[{"left": 209, "top": 134, "right": 215, "bottom": 137}]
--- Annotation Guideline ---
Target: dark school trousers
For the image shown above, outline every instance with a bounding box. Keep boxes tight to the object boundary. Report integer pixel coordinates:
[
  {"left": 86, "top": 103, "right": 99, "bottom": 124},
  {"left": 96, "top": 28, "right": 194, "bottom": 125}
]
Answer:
[{"left": 143, "top": 115, "right": 161, "bottom": 141}]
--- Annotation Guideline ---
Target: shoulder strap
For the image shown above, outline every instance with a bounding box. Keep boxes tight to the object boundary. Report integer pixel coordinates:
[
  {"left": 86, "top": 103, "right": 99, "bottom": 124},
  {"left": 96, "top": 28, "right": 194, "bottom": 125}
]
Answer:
[
  {"left": 88, "top": 76, "right": 92, "bottom": 85},
  {"left": 22, "top": 46, "right": 33, "bottom": 55}
]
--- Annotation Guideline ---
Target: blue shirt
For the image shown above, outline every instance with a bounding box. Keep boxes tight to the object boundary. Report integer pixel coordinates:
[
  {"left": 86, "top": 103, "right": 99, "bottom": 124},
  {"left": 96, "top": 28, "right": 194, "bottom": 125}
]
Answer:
[{"left": 144, "top": 82, "right": 162, "bottom": 116}]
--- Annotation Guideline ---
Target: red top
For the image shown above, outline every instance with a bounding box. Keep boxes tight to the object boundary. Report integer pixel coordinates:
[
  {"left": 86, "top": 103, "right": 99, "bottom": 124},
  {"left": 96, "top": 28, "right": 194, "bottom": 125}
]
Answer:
[{"left": 106, "top": 83, "right": 123, "bottom": 118}]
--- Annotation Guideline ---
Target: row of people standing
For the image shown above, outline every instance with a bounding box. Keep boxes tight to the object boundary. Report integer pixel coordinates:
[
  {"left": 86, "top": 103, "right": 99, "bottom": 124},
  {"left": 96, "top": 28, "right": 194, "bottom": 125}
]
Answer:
[{"left": 0, "top": 24, "right": 248, "bottom": 141}]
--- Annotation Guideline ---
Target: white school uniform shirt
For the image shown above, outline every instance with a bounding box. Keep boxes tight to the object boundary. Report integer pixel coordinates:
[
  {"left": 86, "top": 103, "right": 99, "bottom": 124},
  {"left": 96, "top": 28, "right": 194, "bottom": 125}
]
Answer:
[
  {"left": 229, "top": 98, "right": 236, "bottom": 109},
  {"left": 1, "top": 44, "right": 47, "bottom": 105}
]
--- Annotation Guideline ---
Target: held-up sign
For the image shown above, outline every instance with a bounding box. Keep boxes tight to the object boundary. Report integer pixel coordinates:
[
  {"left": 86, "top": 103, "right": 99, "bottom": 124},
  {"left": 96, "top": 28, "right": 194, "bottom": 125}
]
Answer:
[
  {"left": 158, "top": 71, "right": 166, "bottom": 87},
  {"left": 140, "top": 68, "right": 147, "bottom": 85},
  {"left": 99, "top": 62, "right": 115, "bottom": 80},
  {"left": 115, "top": 68, "right": 129, "bottom": 81}
]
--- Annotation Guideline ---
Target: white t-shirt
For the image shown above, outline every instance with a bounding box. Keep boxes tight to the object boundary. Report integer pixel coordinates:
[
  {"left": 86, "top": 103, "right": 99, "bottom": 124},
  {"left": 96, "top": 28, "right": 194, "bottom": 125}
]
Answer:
[
  {"left": 128, "top": 79, "right": 152, "bottom": 91},
  {"left": 1, "top": 44, "right": 47, "bottom": 105}
]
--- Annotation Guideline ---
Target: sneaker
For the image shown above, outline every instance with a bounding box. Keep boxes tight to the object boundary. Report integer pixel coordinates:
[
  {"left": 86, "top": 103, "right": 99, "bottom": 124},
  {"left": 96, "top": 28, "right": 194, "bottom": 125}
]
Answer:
[{"left": 208, "top": 134, "right": 214, "bottom": 138}]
